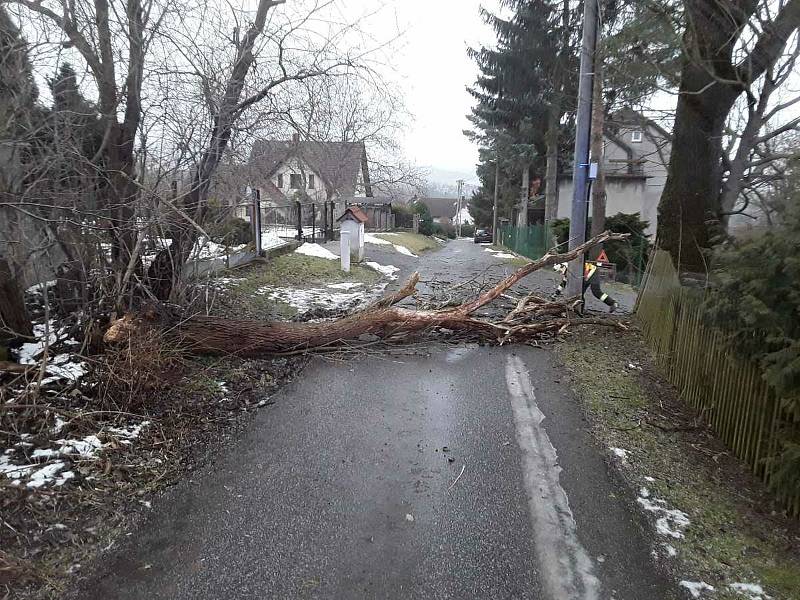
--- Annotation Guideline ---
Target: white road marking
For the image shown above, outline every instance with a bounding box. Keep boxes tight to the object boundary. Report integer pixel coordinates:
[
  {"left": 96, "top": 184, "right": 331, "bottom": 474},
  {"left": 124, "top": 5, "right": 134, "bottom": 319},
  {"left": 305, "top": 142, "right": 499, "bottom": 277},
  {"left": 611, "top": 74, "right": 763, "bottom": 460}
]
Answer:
[{"left": 505, "top": 354, "right": 601, "bottom": 600}]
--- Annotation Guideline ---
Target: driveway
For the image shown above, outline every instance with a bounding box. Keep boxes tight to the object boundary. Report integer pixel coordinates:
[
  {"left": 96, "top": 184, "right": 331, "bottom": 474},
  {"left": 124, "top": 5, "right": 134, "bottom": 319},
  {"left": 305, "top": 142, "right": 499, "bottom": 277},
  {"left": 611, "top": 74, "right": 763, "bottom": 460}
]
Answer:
[{"left": 72, "top": 240, "right": 666, "bottom": 599}]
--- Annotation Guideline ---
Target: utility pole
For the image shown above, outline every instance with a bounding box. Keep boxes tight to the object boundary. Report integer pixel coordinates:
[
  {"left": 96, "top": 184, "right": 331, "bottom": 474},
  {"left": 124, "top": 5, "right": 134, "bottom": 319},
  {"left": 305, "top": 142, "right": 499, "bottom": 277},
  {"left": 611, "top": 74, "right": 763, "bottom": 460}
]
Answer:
[
  {"left": 456, "top": 179, "right": 465, "bottom": 237},
  {"left": 492, "top": 160, "right": 499, "bottom": 245},
  {"left": 566, "top": 0, "right": 599, "bottom": 297}
]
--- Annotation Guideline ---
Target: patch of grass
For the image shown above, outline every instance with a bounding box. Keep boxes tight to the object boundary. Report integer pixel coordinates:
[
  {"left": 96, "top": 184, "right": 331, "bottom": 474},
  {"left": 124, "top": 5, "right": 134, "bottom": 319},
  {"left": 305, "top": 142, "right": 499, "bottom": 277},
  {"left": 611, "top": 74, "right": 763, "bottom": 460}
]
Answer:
[
  {"left": 247, "top": 254, "right": 380, "bottom": 287},
  {"left": 555, "top": 328, "right": 800, "bottom": 600},
  {"left": 509, "top": 256, "right": 531, "bottom": 268},
  {"left": 208, "top": 253, "right": 380, "bottom": 321},
  {"left": 375, "top": 232, "right": 439, "bottom": 254}
]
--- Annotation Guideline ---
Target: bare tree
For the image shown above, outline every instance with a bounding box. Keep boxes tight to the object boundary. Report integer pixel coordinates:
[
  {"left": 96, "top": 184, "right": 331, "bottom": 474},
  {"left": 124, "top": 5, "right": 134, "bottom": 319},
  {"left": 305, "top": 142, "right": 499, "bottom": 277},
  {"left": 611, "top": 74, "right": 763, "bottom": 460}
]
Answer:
[{"left": 657, "top": 0, "right": 800, "bottom": 273}]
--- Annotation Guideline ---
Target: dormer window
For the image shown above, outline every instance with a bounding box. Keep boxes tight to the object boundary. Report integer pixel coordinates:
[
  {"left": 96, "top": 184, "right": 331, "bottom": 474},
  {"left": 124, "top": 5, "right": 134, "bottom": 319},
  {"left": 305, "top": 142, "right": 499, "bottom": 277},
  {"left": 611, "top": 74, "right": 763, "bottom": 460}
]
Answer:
[
  {"left": 277, "top": 173, "right": 284, "bottom": 188},
  {"left": 290, "top": 174, "right": 302, "bottom": 189},
  {"left": 631, "top": 129, "right": 643, "bottom": 143},
  {"left": 308, "top": 174, "right": 315, "bottom": 189}
]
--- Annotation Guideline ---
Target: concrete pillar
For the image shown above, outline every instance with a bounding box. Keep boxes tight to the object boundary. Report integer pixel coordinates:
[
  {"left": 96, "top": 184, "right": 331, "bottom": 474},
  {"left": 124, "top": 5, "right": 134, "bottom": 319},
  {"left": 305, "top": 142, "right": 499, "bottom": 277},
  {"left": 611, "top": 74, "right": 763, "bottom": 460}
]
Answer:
[{"left": 340, "top": 231, "right": 351, "bottom": 273}]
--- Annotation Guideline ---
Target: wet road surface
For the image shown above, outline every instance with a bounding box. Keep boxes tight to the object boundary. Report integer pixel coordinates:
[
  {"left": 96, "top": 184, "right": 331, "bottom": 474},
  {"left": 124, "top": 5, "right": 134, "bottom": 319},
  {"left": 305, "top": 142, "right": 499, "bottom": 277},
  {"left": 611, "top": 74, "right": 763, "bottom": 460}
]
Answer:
[{"left": 73, "top": 240, "right": 668, "bottom": 599}]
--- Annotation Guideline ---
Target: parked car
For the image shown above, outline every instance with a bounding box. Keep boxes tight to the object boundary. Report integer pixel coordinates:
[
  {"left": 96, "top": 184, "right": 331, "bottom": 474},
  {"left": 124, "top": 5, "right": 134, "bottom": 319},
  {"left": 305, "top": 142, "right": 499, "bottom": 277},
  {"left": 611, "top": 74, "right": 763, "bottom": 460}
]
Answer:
[{"left": 474, "top": 228, "right": 492, "bottom": 244}]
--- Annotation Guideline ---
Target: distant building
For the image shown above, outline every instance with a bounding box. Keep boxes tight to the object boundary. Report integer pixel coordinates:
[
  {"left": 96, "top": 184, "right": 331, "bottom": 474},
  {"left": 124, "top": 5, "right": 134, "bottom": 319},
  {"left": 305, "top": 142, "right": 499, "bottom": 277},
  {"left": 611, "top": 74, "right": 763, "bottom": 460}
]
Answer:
[
  {"left": 415, "top": 196, "right": 473, "bottom": 227},
  {"left": 557, "top": 108, "right": 671, "bottom": 235}
]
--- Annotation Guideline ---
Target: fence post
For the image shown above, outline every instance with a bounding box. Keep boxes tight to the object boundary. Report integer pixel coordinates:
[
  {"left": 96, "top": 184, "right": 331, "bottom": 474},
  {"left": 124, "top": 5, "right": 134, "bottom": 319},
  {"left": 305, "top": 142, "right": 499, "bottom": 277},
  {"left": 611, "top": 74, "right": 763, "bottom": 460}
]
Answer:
[
  {"left": 413, "top": 214, "right": 419, "bottom": 234},
  {"left": 252, "top": 188, "right": 262, "bottom": 255},
  {"left": 322, "top": 200, "right": 328, "bottom": 241},
  {"left": 296, "top": 200, "right": 303, "bottom": 241},
  {"left": 311, "top": 203, "right": 316, "bottom": 243}
]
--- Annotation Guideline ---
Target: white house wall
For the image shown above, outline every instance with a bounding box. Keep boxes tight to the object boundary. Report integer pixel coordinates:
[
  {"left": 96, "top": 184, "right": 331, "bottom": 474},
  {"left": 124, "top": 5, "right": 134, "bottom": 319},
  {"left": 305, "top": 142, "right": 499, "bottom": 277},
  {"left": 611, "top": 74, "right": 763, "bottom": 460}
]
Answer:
[
  {"left": 557, "top": 177, "right": 657, "bottom": 236},
  {"left": 267, "top": 157, "right": 328, "bottom": 204}
]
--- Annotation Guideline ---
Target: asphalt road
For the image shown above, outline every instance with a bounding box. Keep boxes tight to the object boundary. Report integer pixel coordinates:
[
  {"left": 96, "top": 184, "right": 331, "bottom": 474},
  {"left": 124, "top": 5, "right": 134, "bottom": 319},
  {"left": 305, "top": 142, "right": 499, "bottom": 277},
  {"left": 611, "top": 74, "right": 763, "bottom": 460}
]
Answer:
[{"left": 74, "top": 240, "right": 668, "bottom": 599}]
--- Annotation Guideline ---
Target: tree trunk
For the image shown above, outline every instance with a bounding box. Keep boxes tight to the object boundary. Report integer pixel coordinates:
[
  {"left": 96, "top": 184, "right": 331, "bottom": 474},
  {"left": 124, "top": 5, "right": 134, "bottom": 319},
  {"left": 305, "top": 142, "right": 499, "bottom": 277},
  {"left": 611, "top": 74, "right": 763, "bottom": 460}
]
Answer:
[
  {"left": 147, "top": 0, "right": 285, "bottom": 302},
  {"left": 655, "top": 0, "right": 800, "bottom": 273},
  {"left": 517, "top": 165, "right": 529, "bottom": 227},
  {"left": 589, "top": 57, "right": 606, "bottom": 258},
  {"left": 544, "top": 105, "right": 560, "bottom": 231},
  {"left": 657, "top": 73, "right": 736, "bottom": 273},
  {"left": 0, "top": 257, "right": 30, "bottom": 343}
]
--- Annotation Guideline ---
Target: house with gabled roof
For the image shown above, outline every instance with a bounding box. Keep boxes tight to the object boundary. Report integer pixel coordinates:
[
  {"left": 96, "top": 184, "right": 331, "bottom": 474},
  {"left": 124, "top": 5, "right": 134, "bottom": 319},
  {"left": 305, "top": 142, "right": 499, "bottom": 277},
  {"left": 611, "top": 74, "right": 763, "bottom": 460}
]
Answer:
[
  {"left": 556, "top": 108, "right": 672, "bottom": 235},
  {"left": 247, "top": 134, "right": 373, "bottom": 210}
]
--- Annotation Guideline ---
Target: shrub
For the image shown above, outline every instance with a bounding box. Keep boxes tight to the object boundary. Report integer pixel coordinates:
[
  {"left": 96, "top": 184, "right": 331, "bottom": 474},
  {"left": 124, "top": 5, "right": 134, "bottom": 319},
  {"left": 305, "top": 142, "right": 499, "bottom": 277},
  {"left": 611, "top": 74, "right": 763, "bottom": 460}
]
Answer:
[
  {"left": 703, "top": 206, "right": 800, "bottom": 496},
  {"left": 209, "top": 217, "right": 253, "bottom": 246},
  {"left": 460, "top": 223, "right": 476, "bottom": 238},
  {"left": 549, "top": 213, "right": 651, "bottom": 284},
  {"left": 435, "top": 223, "right": 457, "bottom": 239}
]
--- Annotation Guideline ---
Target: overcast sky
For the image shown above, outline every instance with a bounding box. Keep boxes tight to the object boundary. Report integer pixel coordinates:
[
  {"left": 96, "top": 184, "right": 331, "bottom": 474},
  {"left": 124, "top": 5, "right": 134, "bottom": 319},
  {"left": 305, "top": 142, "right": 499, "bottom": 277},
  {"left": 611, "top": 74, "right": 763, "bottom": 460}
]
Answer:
[{"left": 344, "top": 0, "right": 503, "bottom": 184}]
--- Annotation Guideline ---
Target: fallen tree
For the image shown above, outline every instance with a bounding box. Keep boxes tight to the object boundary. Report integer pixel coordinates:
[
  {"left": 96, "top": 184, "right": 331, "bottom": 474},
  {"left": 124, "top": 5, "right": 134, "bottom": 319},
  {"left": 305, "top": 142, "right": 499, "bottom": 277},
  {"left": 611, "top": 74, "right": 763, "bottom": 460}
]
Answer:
[{"left": 104, "top": 231, "right": 630, "bottom": 356}]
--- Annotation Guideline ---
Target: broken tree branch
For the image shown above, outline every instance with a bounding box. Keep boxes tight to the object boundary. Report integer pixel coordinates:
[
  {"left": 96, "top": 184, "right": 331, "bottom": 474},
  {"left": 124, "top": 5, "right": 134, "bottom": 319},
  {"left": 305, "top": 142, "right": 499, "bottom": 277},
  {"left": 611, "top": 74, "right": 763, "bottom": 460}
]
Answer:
[{"left": 104, "top": 231, "right": 630, "bottom": 356}]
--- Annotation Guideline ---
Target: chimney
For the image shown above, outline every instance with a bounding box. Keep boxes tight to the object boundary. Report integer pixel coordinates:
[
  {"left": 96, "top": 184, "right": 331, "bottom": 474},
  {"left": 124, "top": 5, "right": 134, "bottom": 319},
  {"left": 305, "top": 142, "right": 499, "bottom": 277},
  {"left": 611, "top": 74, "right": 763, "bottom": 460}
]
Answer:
[{"left": 292, "top": 133, "right": 299, "bottom": 142}]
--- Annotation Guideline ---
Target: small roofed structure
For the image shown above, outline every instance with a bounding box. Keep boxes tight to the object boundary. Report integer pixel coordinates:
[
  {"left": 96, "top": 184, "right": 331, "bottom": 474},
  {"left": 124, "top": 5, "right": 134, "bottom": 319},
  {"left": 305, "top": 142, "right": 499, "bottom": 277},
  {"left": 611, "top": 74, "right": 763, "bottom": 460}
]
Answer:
[{"left": 336, "top": 207, "right": 368, "bottom": 262}]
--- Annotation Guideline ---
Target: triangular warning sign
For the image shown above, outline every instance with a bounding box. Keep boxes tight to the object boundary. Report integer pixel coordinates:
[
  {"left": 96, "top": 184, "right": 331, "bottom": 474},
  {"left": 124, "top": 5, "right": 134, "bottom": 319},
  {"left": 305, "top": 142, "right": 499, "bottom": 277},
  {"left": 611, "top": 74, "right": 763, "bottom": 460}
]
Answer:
[{"left": 596, "top": 249, "right": 609, "bottom": 263}]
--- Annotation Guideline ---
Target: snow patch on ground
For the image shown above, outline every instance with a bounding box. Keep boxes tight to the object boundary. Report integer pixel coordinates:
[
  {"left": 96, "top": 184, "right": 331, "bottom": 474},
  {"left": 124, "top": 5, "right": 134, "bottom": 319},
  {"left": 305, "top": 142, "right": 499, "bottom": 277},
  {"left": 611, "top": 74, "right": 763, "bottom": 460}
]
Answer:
[
  {"left": 393, "top": 244, "right": 417, "bottom": 257},
  {"left": 263, "top": 287, "right": 366, "bottom": 313},
  {"left": 18, "top": 321, "right": 65, "bottom": 363},
  {"left": 728, "top": 583, "right": 771, "bottom": 599},
  {"left": 295, "top": 242, "right": 338, "bottom": 260},
  {"left": 105, "top": 421, "right": 150, "bottom": 445},
  {"left": 365, "top": 262, "right": 399, "bottom": 280},
  {"left": 327, "top": 282, "right": 363, "bottom": 290},
  {"left": 14, "top": 321, "right": 87, "bottom": 385},
  {"left": 26, "top": 280, "right": 56, "bottom": 294},
  {"left": 663, "top": 544, "right": 677, "bottom": 557},
  {"left": 364, "top": 233, "right": 418, "bottom": 257},
  {"left": 193, "top": 238, "right": 247, "bottom": 259},
  {"left": 26, "top": 462, "right": 67, "bottom": 489},
  {"left": 364, "top": 233, "right": 391, "bottom": 245},
  {"left": 679, "top": 581, "right": 715, "bottom": 598},
  {"left": 610, "top": 447, "right": 629, "bottom": 461},
  {"left": 484, "top": 248, "right": 516, "bottom": 259},
  {"left": 637, "top": 496, "right": 690, "bottom": 539},
  {"left": 260, "top": 228, "right": 293, "bottom": 251},
  {"left": 209, "top": 277, "right": 245, "bottom": 289},
  {"left": 1, "top": 422, "right": 150, "bottom": 489}
]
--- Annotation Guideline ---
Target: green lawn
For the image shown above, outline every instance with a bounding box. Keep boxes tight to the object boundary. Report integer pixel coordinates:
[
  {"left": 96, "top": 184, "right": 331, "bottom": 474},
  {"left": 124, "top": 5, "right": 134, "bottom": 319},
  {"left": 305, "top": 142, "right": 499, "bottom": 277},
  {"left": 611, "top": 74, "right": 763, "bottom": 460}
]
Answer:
[{"left": 375, "top": 232, "right": 440, "bottom": 254}]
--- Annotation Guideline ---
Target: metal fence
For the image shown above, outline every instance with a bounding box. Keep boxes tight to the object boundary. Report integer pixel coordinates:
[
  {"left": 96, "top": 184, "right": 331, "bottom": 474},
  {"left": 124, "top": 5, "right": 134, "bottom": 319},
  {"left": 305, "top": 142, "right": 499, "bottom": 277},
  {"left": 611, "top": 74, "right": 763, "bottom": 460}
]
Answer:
[
  {"left": 498, "top": 224, "right": 548, "bottom": 260},
  {"left": 238, "top": 200, "right": 335, "bottom": 250},
  {"left": 637, "top": 250, "right": 800, "bottom": 517}
]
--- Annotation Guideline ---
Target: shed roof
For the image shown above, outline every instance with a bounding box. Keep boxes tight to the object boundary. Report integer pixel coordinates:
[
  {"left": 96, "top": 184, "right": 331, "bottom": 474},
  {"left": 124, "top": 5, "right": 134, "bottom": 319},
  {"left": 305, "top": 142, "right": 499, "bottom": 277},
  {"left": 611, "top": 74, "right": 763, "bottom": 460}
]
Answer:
[{"left": 336, "top": 206, "right": 369, "bottom": 224}]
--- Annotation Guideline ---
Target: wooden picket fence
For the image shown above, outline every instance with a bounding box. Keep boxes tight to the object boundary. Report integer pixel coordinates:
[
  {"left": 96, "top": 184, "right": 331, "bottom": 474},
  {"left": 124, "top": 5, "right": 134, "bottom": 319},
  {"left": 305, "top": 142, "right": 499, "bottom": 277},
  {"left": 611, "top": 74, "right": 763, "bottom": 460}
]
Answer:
[{"left": 636, "top": 250, "right": 800, "bottom": 517}]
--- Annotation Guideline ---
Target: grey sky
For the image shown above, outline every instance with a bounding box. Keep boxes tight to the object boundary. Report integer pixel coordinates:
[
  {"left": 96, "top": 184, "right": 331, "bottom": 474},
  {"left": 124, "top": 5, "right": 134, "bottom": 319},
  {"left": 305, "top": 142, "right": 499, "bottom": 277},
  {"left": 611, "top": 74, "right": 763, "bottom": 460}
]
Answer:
[{"left": 345, "top": 0, "right": 502, "bottom": 184}]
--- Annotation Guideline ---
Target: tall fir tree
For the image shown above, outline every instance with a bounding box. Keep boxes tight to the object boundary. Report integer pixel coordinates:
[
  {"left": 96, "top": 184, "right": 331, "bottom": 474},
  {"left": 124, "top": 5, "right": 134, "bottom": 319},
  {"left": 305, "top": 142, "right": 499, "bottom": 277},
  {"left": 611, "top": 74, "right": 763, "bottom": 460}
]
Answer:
[{"left": 465, "top": 1, "right": 580, "bottom": 228}]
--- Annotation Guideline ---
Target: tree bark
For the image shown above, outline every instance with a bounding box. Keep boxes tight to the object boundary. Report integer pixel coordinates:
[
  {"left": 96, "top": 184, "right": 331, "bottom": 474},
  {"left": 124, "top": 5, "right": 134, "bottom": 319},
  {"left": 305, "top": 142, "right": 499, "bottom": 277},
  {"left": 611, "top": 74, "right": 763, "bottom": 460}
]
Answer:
[
  {"left": 589, "top": 55, "right": 606, "bottom": 258},
  {"left": 517, "top": 164, "right": 529, "bottom": 227},
  {"left": 544, "top": 105, "right": 560, "bottom": 229},
  {"left": 0, "top": 257, "right": 30, "bottom": 342}
]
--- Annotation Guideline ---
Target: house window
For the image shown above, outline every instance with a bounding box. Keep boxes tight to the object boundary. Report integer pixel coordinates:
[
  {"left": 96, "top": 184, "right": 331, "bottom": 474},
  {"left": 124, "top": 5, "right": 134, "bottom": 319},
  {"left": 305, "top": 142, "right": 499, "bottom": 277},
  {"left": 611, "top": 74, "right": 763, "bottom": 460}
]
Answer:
[
  {"left": 277, "top": 173, "right": 283, "bottom": 188},
  {"left": 290, "top": 174, "right": 302, "bottom": 189},
  {"left": 308, "top": 174, "right": 315, "bottom": 189},
  {"left": 631, "top": 129, "right": 643, "bottom": 143}
]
